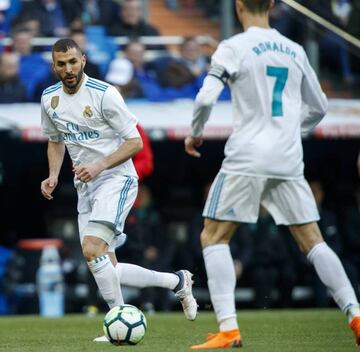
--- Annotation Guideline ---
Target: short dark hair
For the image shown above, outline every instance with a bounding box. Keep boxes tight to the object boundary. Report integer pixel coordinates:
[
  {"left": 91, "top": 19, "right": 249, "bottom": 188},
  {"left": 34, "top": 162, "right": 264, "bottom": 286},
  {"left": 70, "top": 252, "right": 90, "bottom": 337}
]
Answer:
[
  {"left": 241, "top": 0, "right": 272, "bottom": 13},
  {"left": 52, "top": 38, "right": 82, "bottom": 55}
]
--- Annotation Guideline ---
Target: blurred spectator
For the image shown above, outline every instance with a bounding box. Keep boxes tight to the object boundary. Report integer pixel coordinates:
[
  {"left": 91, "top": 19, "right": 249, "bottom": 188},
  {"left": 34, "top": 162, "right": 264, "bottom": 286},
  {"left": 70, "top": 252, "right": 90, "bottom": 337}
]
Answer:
[
  {"left": 83, "top": 25, "right": 117, "bottom": 77},
  {"left": 0, "top": 0, "right": 10, "bottom": 42},
  {"left": 13, "top": 0, "right": 69, "bottom": 37},
  {"left": 158, "top": 60, "right": 194, "bottom": 88},
  {"left": 124, "top": 40, "right": 151, "bottom": 75},
  {"left": 0, "top": 245, "right": 14, "bottom": 314},
  {"left": 197, "top": 0, "right": 220, "bottom": 19},
  {"left": 70, "top": 29, "right": 102, "bottom": 79},
  {"left": 61, "top": 0, "right": 118, "bottom": 28},
  {"left": 105, "top": 56, "right": 140, "bottom": 98},
  {"left": 0, "top": 53, "right": 27, "bottom": 103},
  {"left": 270, "top": 1, "right": 302, "bottom": 43},
  {"left": 108, "top": 0, "right": 163, "bottom": 49},
  {"left": 178, "top": 37, "right": 209, "bottom": 78},
  {"left": 107, "top": 39, "right": 161, "bottom": 98},
  {"left": 304, "top": 0, "right": 354, "bottom": 83},
  {"left": 341, "top": 185, "right": 360, "bottom": 301},
  {"left": 347, "top": 0, "right": 360, "bottom": 39},
  {"left": 11, "top": 28, "right": 50, "bottom": 100},
  {"left": 308, "top": 180, "right": 343, "bottom": 307}
]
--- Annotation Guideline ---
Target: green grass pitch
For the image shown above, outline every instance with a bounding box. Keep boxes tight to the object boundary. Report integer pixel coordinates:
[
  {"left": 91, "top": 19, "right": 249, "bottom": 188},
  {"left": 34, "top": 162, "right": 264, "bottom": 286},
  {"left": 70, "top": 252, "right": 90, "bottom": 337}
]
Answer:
[{"left": 0, "top": 309, "right": 357, "bottom": 352}]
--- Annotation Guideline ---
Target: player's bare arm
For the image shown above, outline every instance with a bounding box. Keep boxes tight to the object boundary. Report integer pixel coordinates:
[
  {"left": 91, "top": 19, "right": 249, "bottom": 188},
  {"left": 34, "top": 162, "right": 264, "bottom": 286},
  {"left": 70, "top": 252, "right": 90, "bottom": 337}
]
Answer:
[
  {"left": 74, "top": 137, "right": 143, "bottom": 183},
  {"left": 41, "top": 140, "right": 65, "bottom": 200}
]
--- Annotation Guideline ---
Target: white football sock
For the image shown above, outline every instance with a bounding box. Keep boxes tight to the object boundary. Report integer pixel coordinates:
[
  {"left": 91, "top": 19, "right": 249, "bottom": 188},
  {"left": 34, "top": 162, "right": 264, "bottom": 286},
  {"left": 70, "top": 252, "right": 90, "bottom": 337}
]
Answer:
[
  {"left": 203, "top": 244, "right": 238, "bottom": 331},
  {"left": 115, "top": 263, "right": 179, "bottom": 290},
  {"left": 88, "top": 254, "right": 123, "bottom": 308},
  {"left": 307, "top": 242, "right": 359, "bottom": 321}
]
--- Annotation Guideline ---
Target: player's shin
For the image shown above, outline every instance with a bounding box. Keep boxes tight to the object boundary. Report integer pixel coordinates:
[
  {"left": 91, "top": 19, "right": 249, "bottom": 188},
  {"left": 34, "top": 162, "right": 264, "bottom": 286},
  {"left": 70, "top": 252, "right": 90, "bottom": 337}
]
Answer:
[
  {"left": 115, "top": 263, "right": 179, "bottom": 289},
  {"left": 203, "top": 244, "right": 239, "bottom": 331},
  {"left": 88, "top": 254, "right": 124, "bottom": 308},
  {"left": 307, "top": 242, "right": 360, "bottom": 321}
]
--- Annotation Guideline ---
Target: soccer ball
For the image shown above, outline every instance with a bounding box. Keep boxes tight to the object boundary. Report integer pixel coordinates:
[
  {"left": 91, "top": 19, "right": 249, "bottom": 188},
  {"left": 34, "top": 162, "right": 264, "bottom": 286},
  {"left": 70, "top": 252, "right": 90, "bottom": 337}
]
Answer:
[{"left": 103, "top": 304, "right": 147, "bottom": 345}]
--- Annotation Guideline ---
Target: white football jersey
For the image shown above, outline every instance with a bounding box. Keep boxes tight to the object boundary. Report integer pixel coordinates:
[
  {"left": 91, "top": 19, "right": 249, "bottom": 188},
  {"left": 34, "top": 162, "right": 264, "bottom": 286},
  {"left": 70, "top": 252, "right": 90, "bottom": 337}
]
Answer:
[
  {"left": 193, "top": 27, "right": 328, "bottom": 179},
  {"left": 41, "top": 74, "right": 139, "bottom": 178}
]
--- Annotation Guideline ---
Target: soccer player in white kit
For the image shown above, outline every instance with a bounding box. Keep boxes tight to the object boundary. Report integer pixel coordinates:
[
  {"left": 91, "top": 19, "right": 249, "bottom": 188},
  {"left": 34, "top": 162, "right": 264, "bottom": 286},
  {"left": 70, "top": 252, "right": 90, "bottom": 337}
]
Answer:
[
  {"left": 40, "top": 39, "right": 198, "bottom": 337},
  {"left": 185, "top": 0, "right": 360, "bottom": 349}
]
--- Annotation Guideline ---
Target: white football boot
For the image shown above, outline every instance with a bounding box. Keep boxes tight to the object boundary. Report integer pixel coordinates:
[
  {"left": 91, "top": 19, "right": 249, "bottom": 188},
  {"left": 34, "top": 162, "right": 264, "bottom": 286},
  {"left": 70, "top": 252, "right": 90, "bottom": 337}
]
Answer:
[{"left": 173, "top": 270, "right": 198, "bottom": 321}]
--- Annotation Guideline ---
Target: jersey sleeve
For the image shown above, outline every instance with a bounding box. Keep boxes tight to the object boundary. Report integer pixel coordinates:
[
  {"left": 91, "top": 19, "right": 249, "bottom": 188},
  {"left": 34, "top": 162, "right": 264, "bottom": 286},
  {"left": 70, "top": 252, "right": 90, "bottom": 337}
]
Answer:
[
  {"left": 101, "top": 86, "right": 140, "bottom": 139},
  {"left": 300, "top": 49, "right": 328, "bottom": 135},
  {"left": 40, "top": 96, "right": 63, "bottom": 142},
  {"left": 211, "top": 41, "right": 240, "bottom": 79},
  {"left": 191, "top": 75, "right": 224, "bottom": 137},
  {"left": 190, "top": 41, "right": 240, "bottom": 137}
]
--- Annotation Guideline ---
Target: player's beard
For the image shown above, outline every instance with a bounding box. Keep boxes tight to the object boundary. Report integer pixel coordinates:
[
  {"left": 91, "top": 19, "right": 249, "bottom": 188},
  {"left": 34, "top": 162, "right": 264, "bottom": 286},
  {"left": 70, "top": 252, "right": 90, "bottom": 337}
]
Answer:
[{"left": 61, "top": 65, "right": 84, "bottom": 93}]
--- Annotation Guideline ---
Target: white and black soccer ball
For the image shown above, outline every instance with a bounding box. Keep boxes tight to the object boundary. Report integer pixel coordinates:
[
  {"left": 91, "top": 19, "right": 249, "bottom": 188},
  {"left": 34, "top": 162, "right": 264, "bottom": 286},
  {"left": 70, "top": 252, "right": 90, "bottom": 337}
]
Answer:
[{"left": 103, "top": 304, "right": 147, "bottom": 345}]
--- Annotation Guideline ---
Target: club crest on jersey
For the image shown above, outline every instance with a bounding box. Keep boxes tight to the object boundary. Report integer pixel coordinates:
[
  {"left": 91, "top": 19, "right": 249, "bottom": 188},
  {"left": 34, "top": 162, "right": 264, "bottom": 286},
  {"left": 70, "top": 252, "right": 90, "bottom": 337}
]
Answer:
[
  {"left": 83, "top": 105, "right": 93, "bottom": 119},
  {"left": 51, "top": 96, "right": 59, "bottom": 109}
]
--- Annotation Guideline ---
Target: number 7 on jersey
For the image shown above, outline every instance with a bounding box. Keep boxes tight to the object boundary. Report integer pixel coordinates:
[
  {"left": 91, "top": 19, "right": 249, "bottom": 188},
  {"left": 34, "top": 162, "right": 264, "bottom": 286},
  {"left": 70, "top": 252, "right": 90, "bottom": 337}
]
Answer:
[{"left": 266, "top": 66, "right": 288, "bottom": 117}]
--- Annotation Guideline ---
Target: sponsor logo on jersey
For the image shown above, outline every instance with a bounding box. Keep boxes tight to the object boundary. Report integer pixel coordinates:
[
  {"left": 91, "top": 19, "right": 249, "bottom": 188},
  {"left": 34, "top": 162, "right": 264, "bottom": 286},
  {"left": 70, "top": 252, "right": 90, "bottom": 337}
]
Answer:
[
  {"left": 52, "top": 112, "right": 59, "bottom": 119},
  {"left": 51, "top": 96, "right": 59, "bottom": 109},
  {"left": 83, "top": 105, "right": 93, "bottom": 119}
]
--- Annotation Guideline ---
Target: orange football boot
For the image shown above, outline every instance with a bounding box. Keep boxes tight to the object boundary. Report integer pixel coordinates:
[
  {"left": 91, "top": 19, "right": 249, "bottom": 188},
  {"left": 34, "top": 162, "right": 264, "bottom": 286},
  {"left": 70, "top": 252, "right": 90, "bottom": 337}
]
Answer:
[
  {"left": 350, "top": 316, "right": 360, "bottom": 346},
  {"left": 191, "top": 329, "right": 242, "bottom": 349}
]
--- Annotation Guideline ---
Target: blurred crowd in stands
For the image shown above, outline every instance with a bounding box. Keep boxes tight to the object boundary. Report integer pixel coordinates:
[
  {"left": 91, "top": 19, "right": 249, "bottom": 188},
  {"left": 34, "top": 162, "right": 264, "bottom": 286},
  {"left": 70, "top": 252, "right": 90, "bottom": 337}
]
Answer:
[
  {"left": 0, "top": 0, "right": 359, "bottom": 103},
  {"left": 0, "top": 0, "right": 231, "bottom": 103}
]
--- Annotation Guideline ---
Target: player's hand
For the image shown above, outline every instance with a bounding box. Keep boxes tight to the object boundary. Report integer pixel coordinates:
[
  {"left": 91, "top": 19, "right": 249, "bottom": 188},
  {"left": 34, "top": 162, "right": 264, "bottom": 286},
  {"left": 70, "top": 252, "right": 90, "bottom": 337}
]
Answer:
[
  {"left": 73, "top": 163, "right": 103, "bottom": 183},
  {"left": 41, "top": 176, "right": 58, "bottom": 200},
  {"left": 184, "top": 136, "right": 203, "bottom": 158}
]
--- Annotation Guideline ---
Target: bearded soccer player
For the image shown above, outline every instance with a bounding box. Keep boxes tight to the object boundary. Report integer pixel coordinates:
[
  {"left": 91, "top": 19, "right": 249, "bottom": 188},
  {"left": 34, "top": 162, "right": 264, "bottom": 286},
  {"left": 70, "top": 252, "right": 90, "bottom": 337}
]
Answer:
[
  {"left": 185, "top": 0, "right": 360, "bottom": 349},
  {"left": 40, "top": 39, "right": 197, "bottom": 341}
]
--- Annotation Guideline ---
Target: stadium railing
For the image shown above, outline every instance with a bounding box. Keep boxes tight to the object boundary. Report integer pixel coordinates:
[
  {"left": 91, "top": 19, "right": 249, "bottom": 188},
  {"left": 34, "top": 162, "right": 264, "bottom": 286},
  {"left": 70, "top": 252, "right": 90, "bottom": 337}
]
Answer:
[{"left": 0, "top": 35, "right": 219, "bottom": 49}]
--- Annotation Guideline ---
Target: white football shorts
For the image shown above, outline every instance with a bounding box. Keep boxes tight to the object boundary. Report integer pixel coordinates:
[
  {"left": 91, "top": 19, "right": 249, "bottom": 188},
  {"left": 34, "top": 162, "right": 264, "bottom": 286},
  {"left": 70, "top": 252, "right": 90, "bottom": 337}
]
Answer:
[
  {"left": 77, "top": 173, "right": 138, "bottom": 251},
  {"left": 203, "top": 172, "right": 319, "bottom": 225}
]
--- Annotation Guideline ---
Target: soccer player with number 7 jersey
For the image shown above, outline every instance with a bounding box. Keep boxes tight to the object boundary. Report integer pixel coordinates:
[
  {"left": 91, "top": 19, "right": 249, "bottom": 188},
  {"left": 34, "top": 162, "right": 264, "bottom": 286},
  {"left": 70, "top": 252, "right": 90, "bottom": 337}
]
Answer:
[{"left": 185, "top": 0, "right": 360, "bottom": 349}]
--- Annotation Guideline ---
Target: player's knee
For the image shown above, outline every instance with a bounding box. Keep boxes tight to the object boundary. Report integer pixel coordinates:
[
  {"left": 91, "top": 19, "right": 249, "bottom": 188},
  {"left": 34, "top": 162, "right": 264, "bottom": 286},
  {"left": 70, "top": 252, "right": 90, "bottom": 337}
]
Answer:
[
  {"left": 290, "top": 222, "right": 323, "bottom": 255},
  {"left": 200, "top": 229, "right": 211, "bottom": 247},
  {"left": 82, "top": 243, "right": 99, "bottom": 261},
  {"left": 301, "top": 237, "right": 324, "bottom": 255},
  {"left": 200, "top": 228, "right": 229, "bottom": 248},
  {"left": 82, "top": 237, "right": 107, "bottom": 261}
]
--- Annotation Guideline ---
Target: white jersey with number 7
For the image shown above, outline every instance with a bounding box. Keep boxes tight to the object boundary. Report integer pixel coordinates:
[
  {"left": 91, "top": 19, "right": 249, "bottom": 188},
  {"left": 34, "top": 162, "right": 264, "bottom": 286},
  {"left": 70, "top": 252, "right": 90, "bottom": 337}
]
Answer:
[{"left": 192, "top": 26, "right": 328, "bottom": 180}]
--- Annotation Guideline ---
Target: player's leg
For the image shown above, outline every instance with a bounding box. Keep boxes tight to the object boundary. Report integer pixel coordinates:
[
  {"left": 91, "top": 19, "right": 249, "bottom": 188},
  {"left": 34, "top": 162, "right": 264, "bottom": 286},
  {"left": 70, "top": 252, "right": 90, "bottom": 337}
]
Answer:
[
  {"left": 262, "top": 178, "right": 360, "bottom": 345},
  {"left": 289, "top": 222, "right": 360, "bottom": 345},
  {"left": 107, "top": 246, "right": 198, "bottom": 320},
  {"left": 192, "top": 173, "right": 265, "bottom": 349},
  {"left": 77, "top": 192, "right": 124, "bottom": 310},
  {"left": 192, "top": 218, "right": 242, "bottom": 350},
  {"left": 82, "top": 223, "right": 124, "bottom": 308},
  {"left": 81, "top": 175, "right": 138, "bottom": 310}
]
